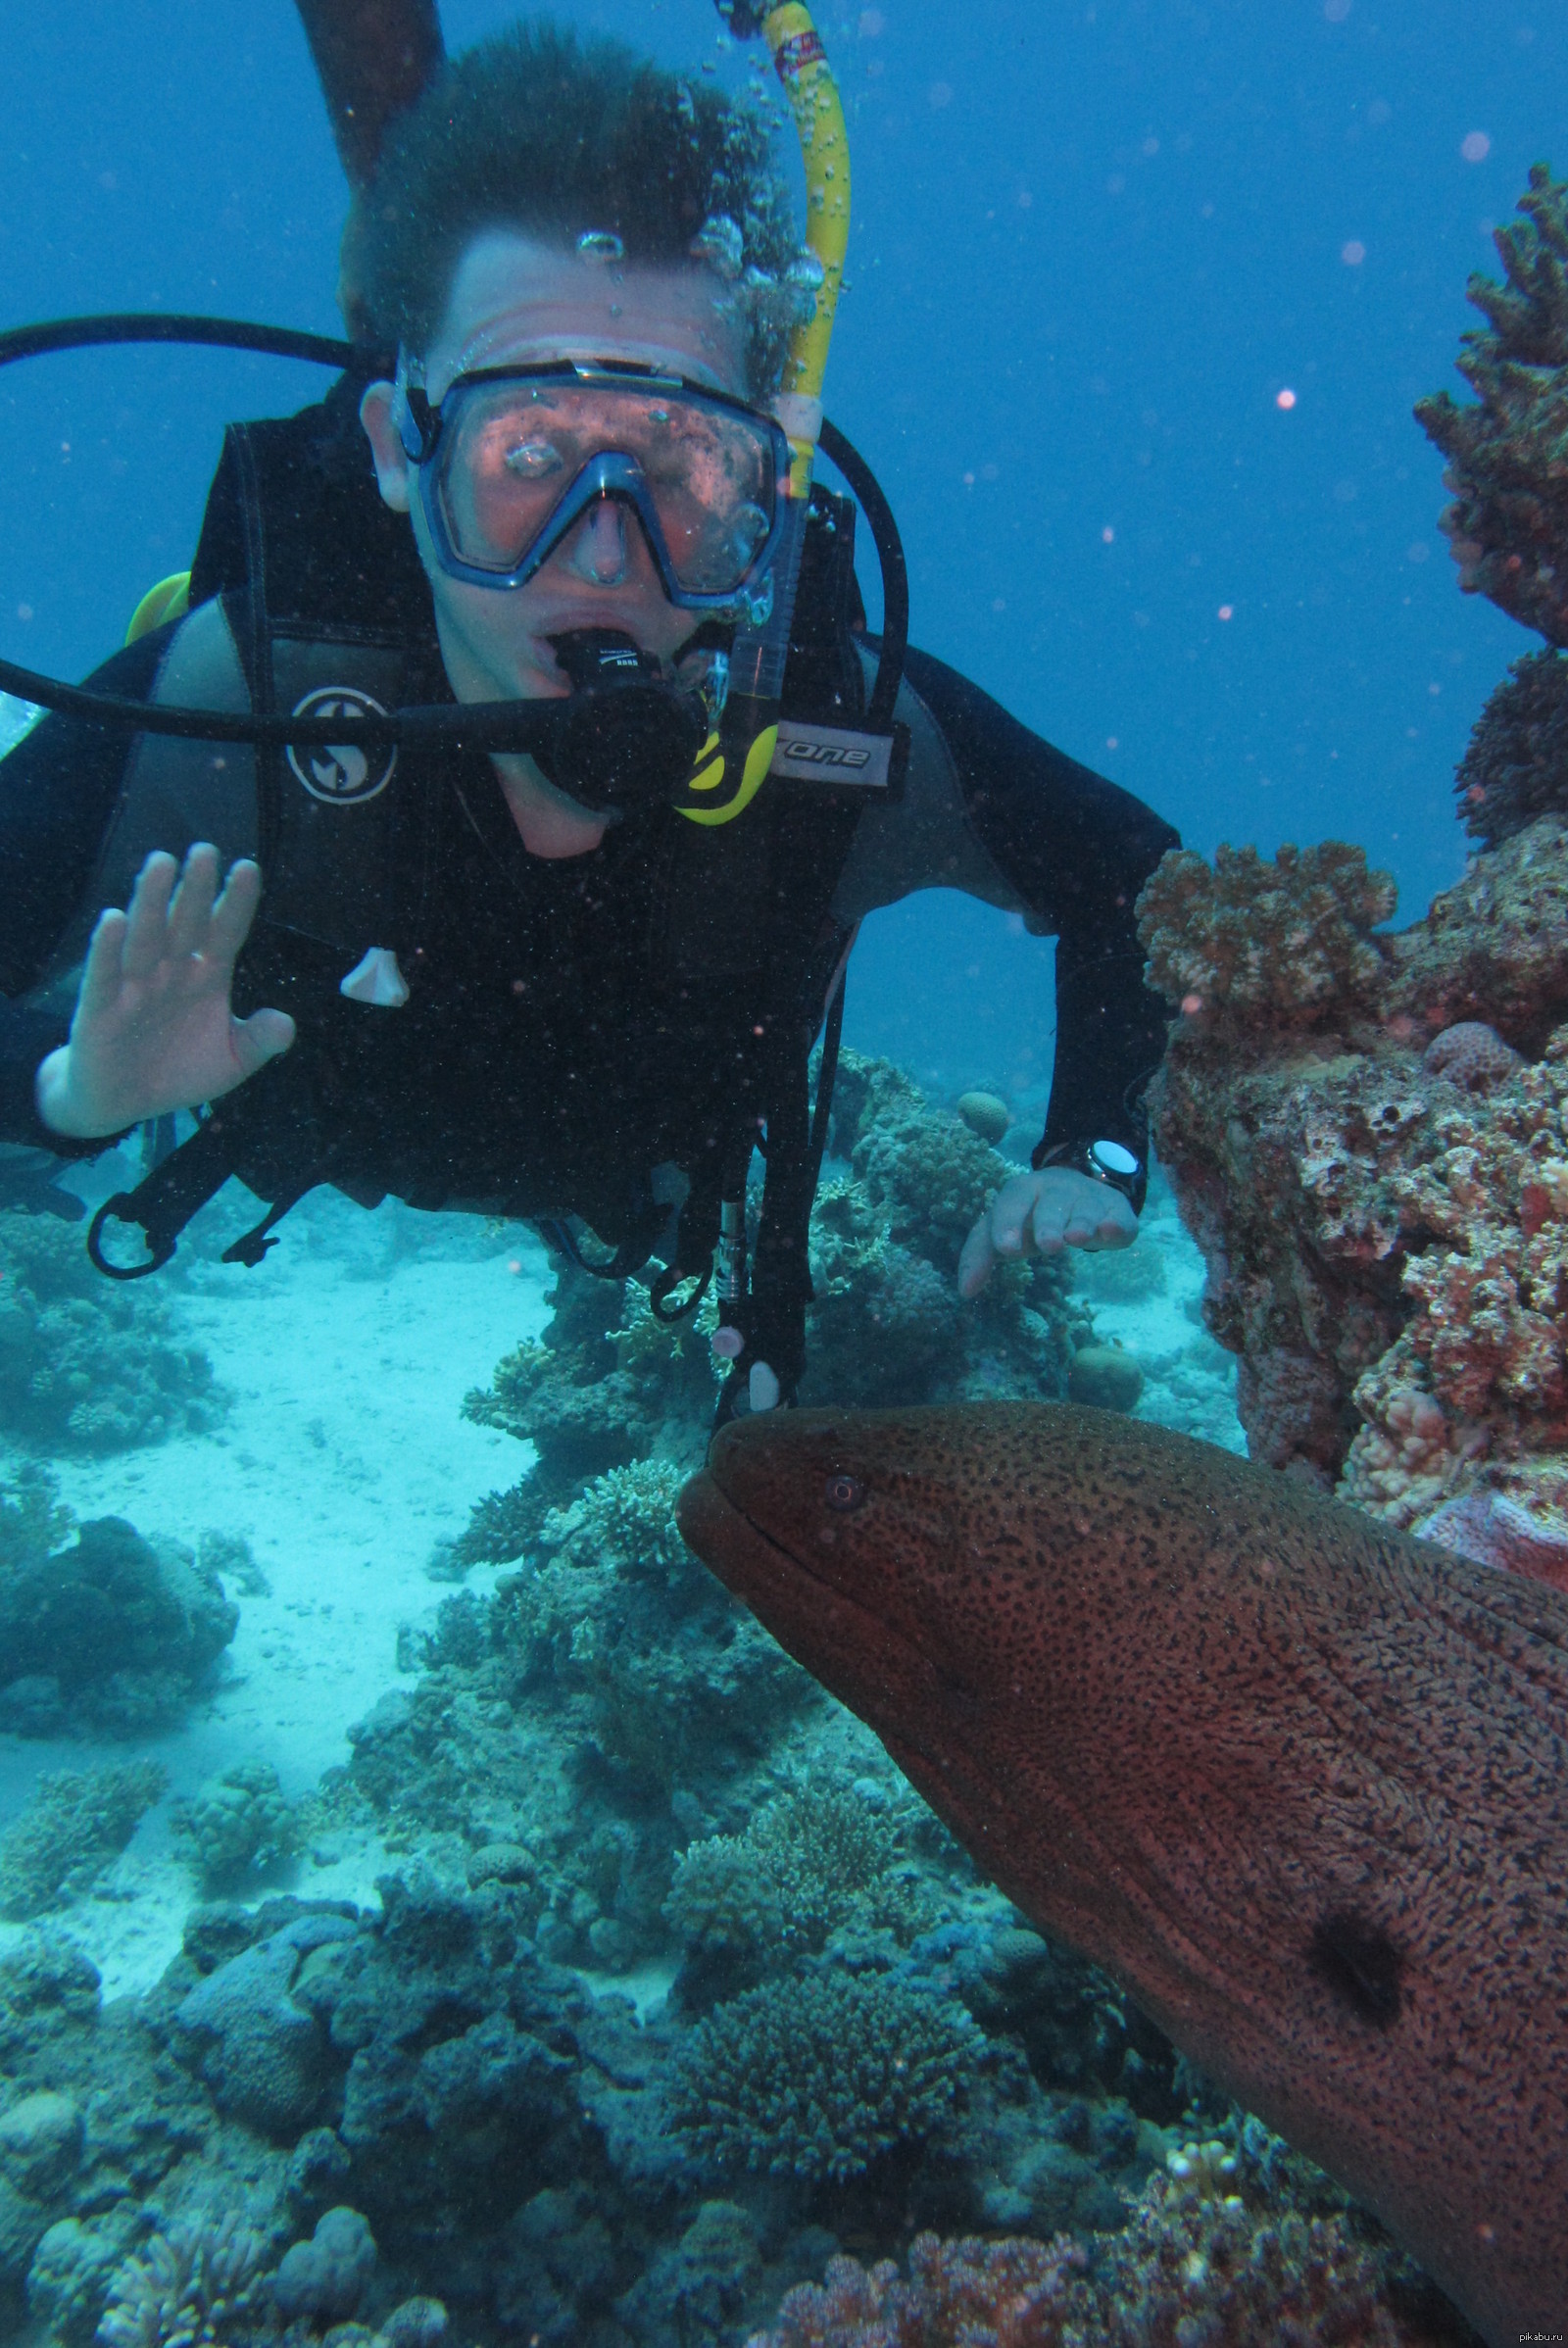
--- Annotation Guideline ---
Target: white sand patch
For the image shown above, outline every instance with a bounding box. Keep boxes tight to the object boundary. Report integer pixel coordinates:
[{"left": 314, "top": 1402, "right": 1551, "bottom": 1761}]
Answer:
[{"left": 0, "top": 1162, "right": 551, "bottom": 1999}]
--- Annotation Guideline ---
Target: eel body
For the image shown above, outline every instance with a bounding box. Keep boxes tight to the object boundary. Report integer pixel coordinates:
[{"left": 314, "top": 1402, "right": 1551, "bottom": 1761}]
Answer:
[{"left": 678, "top": 1402, "right": 1568, "bottom": 2348}]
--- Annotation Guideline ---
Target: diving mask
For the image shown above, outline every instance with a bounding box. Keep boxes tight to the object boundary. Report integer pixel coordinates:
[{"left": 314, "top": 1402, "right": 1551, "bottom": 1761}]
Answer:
[{"left": 393, "top": 357, "right": 789, "bottom": 615}]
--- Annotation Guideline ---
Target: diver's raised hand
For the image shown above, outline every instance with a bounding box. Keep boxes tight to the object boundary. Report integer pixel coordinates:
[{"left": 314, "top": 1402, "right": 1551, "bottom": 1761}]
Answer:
[
  {"left": 957, "top": 1167, "right": 1136, "bottom": 1299},
  {"left": 34, "top": 846, "right": 295, "bottom": 1140}
]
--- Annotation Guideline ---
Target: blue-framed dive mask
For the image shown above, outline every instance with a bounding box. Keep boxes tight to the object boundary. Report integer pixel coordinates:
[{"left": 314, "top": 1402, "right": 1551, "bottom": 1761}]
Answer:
[{"left": 392, "top": 356, "right": 789, "bottom": 618}]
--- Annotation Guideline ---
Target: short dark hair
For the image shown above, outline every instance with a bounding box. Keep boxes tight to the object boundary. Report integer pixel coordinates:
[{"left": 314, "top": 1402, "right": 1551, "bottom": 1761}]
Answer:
[{"left": 356, "top": 18, "right": 800, "bottom": 396}]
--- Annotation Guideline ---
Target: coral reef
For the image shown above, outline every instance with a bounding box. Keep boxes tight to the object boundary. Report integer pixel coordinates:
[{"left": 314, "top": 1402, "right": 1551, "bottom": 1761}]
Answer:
[
  {"left": 0, "top": 1209, "right": 222, "bottom": 1451},
  {"left": 1417, "top": 163, "right": 1568, "bottom": 649},
  {"left": 270, "top": 2203, "right": 377, "bottom": 2322},
  {"left": 0, "top": 1761, "right": 166, "bottom": 1921},
  {"left": 1135, "top": 842, "right": 1396, "bottom": 1035},
  {"left": 669, "top": 1970, "right": 983, "bottom": 2185},
  {"left": 955, "top": 1091, "right": 1010, "bottom": 1145},
  {"left": 1065, "top": 1345, "right": 1144, "bottom": 1413},
  {"left": 746, "top": 2156, "right": 1437, "bottom": 2347},
  {"left": 0, "top": 1469, "right": 238, "bottom": 1737},
  {"left": 1138, "top": 818, "right": 1568, "bottom": 1561},
  {"left": 1453, "top": 647, "right": 1568, "bottom": 849},
  {"left": 455, "top": 1054, "right": 1091, "bottom": 1564},
  {"left": 171, "top": 1762, "right": 300, "bottom": 1894},
  {"left": 353, "top": 1459, "right": 818, "bottom": 1972},
  {"left": 801, "top": 1054, "right": 1087, "bottom": 1411},
  {"left": 97, "top": 2211, "right": 268, "bottom": 2348}
]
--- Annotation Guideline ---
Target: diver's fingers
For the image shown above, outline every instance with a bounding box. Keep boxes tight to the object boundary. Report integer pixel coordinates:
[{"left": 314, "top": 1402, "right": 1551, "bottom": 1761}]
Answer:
[
  {"left": 164, "top": 843, "right": 221, "bottom": 962},
  {"left": 75, "top": 908, "right": 130, "bottom": 1021},
  {"left": 120, "top": 852, "right": 180, "bottom": 980},
  {"left": 956, "top": 1214, "right": 997, "bottom": 1299},
  {"left": 230, "top": 1005, "right": 296, "bottom": 1077},
  {"left": 206, "top": 859, "right": 265, "bottom": 965},
  {"left": 989, "top": 1172, "right": 1048, "bottom": 1257}
]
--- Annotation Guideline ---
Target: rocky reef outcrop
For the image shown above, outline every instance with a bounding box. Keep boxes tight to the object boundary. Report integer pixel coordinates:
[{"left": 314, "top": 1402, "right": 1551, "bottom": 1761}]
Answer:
[{"left": 1137, "top": 818, "right": 1568, "bottom": 1583}]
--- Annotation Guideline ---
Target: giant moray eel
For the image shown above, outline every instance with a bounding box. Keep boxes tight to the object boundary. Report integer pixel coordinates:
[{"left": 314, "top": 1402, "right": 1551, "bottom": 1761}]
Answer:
[{"left": 677, "top": 1402, "right": 1568, "bottom": 2348}]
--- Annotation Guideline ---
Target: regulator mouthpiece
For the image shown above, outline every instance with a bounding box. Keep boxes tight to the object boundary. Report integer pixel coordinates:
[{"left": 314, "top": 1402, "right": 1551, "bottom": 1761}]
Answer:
[{"left": 532, "top": 628, "right": 708, "bottom": 811}]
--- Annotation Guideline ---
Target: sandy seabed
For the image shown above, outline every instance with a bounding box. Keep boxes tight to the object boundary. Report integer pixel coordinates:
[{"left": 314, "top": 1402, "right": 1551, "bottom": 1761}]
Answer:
[{"left": 0, "top": 1143, "right": 1241, "bottom": 2006}]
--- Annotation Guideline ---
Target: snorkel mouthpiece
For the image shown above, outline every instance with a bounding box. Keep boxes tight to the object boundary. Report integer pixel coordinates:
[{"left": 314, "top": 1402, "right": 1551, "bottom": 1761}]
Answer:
[{"left": 532, "top": 627, "right": 708, "bottom": 811}]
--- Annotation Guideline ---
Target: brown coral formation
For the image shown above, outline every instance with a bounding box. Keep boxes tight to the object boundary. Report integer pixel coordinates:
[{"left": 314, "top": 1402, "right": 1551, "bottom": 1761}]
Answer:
[
  {"left": 1137, "top": 819, "right": 1568, "bottom": 1570},
  {"left": 1417, "top": 162, "right": 1568, "bottom": 649}
]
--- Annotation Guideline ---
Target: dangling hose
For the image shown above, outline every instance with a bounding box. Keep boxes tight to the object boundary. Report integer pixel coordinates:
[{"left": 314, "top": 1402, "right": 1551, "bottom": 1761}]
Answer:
[{"left": 685, "top": 1, "right": 852, "bottom": 827}]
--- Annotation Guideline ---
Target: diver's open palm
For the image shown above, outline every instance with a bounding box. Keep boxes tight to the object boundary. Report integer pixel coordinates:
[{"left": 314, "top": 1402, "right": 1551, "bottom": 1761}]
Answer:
[{"left": 35, "top": 845, "right": 295, "bottom": 1140}]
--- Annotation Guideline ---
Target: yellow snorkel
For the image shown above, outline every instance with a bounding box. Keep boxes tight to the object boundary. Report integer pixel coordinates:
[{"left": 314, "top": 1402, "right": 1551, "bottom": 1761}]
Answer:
[{"left": 677, "top": 0, "right": 850, "bottom": 826}]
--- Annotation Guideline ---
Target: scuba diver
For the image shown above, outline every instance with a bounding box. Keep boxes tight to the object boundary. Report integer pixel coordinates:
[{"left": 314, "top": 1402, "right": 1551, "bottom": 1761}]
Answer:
[{"left": 0, "top": 0, "right": 1177, "bottom": 1418}]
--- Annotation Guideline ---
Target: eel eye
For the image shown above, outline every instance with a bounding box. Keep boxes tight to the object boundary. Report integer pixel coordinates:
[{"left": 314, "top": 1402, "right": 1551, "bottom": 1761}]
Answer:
[{"left": 824, "top": 1472, "right": 865, "bottom": 1513}]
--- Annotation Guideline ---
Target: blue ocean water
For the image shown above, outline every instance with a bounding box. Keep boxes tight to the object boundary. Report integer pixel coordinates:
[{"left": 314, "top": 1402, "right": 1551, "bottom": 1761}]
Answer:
[
  {"left": 3, "top": 1, "right": 1559, "bottom": 1085},
  {"left": 0, "top": 10, "right": 1560, "bottom": 2344}
]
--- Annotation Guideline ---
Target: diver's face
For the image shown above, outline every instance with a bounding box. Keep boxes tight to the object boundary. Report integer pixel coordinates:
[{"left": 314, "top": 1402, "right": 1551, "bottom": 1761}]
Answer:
[{"left": 360, "top": 230, "right": 750, "bottom": 709}]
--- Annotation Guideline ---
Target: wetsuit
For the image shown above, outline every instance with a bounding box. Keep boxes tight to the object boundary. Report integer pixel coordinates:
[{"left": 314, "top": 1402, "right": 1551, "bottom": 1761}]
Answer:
[{"left": 0, "top": 389, "right": 1177, "bottom": 1310}]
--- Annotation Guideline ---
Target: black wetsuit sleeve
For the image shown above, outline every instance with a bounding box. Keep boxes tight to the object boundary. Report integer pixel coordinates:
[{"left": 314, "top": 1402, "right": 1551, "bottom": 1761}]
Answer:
[
  {"left": 900, "top": 646, "right": 1179, "bottom": 1177},
  {"left": 0, "top": 631, "right": 163, "bottom": 1150}
]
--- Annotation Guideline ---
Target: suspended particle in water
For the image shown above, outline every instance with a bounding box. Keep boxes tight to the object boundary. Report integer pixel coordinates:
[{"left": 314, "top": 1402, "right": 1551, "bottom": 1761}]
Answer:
[
  {"left": 1276, "top": 387, "right": 1298, "bottom": 410},
  {"left": 1102, "top": 525, "right": 1115, "bottom": 543},
  {"left": 1460, "top": 130, "right": 1492, "bottom": 163},
  {"left": 1217, "top": 604, "right": 1234, "bottom": 620},
  {"left": 1342, "top": 239, "right": 1366, "bottom": 265},
  {"left": 577, "top": 229, "right": 624, "bottom": 265}
]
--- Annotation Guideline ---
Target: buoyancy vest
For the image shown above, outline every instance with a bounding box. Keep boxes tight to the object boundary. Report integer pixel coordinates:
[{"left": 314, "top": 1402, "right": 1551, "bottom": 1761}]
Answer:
[{"left": 89, "top": 375, "right": 885, "bottom": 1387}]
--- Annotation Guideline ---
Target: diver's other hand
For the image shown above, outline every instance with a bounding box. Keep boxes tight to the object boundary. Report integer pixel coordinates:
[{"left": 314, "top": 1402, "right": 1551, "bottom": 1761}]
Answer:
[
  {"left": 34, "top": 847, "right": 295, "bottom": 1140},
  {"left": 957, "top": 1167, "right": 1137, "bottom": 1299}
]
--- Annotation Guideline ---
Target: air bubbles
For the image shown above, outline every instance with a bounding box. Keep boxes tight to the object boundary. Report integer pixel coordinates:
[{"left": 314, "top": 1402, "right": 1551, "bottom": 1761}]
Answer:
[
  {"left": 690, "top": 214, "right": 745, "bottom": 278},
  {"left": 576, "top": 229, "right": 624, "bottom": 265}
]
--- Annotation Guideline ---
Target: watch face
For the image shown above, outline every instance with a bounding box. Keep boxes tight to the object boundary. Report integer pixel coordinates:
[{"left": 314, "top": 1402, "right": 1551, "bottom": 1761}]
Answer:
[{"left": 1091, "top": 1140, "right": 1141, "bottom": 1180}]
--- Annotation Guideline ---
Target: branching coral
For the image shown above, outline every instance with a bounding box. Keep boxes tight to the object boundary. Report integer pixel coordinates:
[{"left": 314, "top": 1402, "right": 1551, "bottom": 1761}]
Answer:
[
  {"left": 1417, "top": 163, "right": 1568, "bottom": 649},
  {"left": 0, "top": 1209, "right": 223, "bottom": 1451},
  {"left": 0, "top": 1761, "right": 166, "bottom": 1921},
  {"left": 669, "top": 1969, "right": 982, "bottom": 2183},
  {"left": 96, "top": 2212, "right": 268, "bottom": 2348},
  {"left": 1136, "top": 842, "right": 1396, "bottom": 1035},
  {"left": 663, "top": 1783, "right": 933, "bottom": 1976}
]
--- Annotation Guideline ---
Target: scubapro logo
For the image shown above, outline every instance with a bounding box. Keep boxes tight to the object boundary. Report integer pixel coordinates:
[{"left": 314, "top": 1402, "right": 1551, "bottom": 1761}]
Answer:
[{"left": 286, "top": 688, "right": 397, "bottom": 806}]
